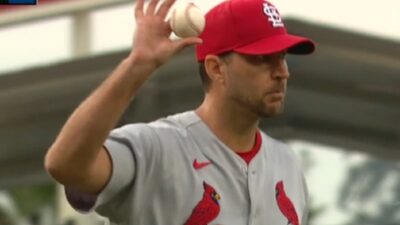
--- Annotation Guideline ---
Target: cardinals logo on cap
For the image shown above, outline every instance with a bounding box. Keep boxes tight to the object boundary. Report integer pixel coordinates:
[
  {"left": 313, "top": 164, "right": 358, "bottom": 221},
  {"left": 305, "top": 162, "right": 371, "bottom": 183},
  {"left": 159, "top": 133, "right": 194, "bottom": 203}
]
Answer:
[{"left": 263, "top": 1, "right": 284, "bottom": 27}]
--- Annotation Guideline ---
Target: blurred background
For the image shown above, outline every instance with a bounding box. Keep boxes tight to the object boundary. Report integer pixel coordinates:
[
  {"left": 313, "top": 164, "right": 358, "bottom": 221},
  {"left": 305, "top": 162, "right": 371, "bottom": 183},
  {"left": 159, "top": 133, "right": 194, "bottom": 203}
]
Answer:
[{"left": 0, "top": 0, "right": 399, "bottom": 224}]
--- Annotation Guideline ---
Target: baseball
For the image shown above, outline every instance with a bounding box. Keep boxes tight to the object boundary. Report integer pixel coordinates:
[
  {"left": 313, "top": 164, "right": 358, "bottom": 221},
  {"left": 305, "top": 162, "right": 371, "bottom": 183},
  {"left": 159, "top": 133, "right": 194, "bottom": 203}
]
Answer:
[{"left": 170, "top": 2, "right": 205, "bottom": 38}]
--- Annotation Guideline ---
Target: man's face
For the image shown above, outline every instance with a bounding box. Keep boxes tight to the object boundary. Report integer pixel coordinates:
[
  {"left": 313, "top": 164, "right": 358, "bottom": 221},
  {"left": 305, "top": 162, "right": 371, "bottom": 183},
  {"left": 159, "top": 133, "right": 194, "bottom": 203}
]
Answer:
[{"left": 222, "top": 51, "right": 290, "bottom": 118}]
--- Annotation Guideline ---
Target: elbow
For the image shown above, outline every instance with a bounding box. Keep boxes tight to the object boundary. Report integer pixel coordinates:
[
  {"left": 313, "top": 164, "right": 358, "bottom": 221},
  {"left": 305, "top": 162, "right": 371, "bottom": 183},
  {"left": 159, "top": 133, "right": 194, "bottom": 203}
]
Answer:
[
  {"left": 44, "top": 149, "right": 63, "bottom": 182},
  {"left": 44, "top": 147, "right": 90, "bottom": 186},
  {"left": 44, "top": 147, "right": 73, "bottom": 185}
]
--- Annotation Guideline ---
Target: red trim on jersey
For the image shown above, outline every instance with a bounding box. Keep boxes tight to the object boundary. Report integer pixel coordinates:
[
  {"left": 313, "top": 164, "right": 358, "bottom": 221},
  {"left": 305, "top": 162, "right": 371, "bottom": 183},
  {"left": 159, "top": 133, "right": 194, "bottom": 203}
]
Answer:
[{"left": 237, "top": 131, "right": 262, "bottom": 165}]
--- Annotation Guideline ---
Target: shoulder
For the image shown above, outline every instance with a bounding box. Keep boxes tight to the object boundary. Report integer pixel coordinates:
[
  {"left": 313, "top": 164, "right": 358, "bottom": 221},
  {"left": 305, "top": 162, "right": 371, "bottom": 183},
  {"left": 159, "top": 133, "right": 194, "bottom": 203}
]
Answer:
[
  {"left": 260, "top": 131, "right": 300, "bottom": 166},
  {"left": 107, "top": 111, "right": 198, "bottom": 152},
  {"left": 109, "top": 111, "right": 199, "bottom": 148},
  {"left": 148, "top": 110, "right": 200, "bottom": 136},
  {"left": 260, "top": 131, "right": 291, "bottom": 152},
  {"left": 112, "top": 111, "right": 197, "bottom": 137}
]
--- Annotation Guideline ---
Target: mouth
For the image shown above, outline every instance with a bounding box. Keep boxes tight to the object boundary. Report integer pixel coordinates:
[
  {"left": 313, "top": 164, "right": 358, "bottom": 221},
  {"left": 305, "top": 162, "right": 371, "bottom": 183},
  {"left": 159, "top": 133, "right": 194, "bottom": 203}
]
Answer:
[{"left": 268, "top": 91, "right": 285, "bottom": 102}]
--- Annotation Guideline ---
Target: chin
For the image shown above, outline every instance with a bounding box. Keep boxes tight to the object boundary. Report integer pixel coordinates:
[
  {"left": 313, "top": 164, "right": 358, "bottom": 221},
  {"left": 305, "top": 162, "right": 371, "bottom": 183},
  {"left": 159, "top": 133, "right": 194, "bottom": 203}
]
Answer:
[
  {"left": 259, "top": 110, "right": 283, "bottom": 118},
  {"left": 258, "top": 104, "right": 284, "bottom": 118}
]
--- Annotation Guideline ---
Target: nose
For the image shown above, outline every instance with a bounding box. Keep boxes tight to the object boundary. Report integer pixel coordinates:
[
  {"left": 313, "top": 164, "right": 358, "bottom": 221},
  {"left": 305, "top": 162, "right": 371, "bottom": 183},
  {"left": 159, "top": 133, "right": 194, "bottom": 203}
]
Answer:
[{"left": 272, "top": 58, "right": 290, "bottom": 80}]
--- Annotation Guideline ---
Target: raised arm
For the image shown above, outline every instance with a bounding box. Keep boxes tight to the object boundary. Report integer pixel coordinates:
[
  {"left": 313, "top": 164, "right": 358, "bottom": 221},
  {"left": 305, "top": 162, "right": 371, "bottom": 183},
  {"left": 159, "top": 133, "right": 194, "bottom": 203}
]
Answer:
[{"left": 44, "top": 0, "right": 202, "bottom": 195}]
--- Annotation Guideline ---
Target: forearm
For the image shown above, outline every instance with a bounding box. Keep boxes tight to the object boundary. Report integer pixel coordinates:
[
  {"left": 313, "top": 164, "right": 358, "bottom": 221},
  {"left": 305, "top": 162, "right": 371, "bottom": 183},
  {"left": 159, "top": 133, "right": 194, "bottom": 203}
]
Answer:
[{"left": 45, "top": 56, "right": 154, "bottom": 183}]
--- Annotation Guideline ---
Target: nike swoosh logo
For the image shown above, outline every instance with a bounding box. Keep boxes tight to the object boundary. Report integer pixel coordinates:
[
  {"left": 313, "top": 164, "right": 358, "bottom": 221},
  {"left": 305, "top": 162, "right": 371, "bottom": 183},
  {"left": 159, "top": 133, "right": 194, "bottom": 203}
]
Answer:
[{"left": 193, "top": 159, "right": 212, "bottom": 170}]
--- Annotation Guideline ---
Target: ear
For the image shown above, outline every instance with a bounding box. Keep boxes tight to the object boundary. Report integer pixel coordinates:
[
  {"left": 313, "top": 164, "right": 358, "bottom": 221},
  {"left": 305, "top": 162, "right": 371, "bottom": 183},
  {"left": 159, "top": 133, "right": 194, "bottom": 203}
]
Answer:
[{"left": 204, "top": 55, "right": 228, "bottom": 86}]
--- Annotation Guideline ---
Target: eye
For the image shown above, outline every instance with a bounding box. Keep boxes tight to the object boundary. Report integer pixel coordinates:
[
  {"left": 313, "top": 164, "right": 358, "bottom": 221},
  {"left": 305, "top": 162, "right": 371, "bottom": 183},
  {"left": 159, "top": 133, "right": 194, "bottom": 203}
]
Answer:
[
  {"left": 278, "top": 52, "right": 287, "bottom": 60},
  {"left": 262, "top": 52, "right": 286, "bottom": 64},
  {"left": 240, "top": 52, "right": 286, "bottom": 66},
  {"left": 242, "top": 55, "right": 271, "bottom": 65},
  {"left": 242, "top": 55, "right": 264, "bottom": 65}
]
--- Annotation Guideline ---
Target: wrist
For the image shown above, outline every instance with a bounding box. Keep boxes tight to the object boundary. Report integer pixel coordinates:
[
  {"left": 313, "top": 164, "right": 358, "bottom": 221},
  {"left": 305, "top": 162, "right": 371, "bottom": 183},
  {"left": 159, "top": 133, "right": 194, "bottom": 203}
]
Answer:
[
  {"left": 113, "top": 53, "right": 158, "bottom": 92},
  {"left": 118, "top": 55, "right": 155, "bottom": 83},
  {"left": 125, "top": 51, "right": 158, "bottom": 72}
]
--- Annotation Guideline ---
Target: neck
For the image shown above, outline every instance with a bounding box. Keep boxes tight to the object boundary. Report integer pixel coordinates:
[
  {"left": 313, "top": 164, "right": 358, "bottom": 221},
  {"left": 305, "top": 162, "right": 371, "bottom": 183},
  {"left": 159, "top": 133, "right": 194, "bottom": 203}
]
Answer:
[{"left": 195, "top": 94, "right": 259, "bottom": 153}]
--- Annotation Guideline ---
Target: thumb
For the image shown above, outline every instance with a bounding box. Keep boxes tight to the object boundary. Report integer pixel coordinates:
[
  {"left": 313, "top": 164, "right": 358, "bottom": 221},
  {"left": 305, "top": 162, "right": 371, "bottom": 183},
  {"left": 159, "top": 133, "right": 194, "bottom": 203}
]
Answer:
[{"left": 173, "top": 37, "right": 203, "bottom": 53}]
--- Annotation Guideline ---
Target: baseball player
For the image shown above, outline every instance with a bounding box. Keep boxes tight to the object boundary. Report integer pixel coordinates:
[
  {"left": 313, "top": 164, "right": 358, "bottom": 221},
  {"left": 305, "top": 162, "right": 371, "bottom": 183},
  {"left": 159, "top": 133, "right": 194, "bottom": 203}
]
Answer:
[{"left": 45, "top": 0, "right": 315, "bottom": 224}]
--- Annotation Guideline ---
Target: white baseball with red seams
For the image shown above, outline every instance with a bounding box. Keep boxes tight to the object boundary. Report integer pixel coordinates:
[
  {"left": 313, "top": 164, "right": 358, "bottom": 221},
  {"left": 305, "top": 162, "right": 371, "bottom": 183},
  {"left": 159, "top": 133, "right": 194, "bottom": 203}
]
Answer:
[{"left": 170, "top": 2, "right": 205, "bottom": 38}]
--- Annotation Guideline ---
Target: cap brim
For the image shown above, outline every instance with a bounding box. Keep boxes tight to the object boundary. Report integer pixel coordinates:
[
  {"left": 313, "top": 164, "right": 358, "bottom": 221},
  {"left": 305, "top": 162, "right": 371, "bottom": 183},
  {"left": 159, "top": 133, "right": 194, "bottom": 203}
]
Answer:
[{"left": 234, "top": 34, "right": 315, "bottom": 55}]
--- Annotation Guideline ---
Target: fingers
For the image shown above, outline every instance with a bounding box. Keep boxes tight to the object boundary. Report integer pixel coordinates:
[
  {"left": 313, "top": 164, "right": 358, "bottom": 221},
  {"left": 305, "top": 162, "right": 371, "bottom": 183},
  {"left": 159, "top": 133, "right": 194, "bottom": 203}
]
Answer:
[
  {"left": 136, "top": 0, "right": 175, "bottom": 21},
  {"left": 135, "top": 0, "right": 145, "bottom": 18},
  {"left": 146, "top": 0, "right": 160, "bottom": 15},
  {"left": 156, "top": 0, "right": 176, "bottom": 18},
  {"left": 173, "top": 37, "right": 203, "bottom": 53}
]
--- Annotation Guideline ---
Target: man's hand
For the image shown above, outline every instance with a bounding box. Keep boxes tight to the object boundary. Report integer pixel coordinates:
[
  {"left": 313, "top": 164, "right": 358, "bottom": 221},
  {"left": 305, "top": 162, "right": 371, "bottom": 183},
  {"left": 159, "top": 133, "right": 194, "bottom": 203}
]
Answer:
[{"left": 129, "top": 0, "right": 203, "bottom": 69}]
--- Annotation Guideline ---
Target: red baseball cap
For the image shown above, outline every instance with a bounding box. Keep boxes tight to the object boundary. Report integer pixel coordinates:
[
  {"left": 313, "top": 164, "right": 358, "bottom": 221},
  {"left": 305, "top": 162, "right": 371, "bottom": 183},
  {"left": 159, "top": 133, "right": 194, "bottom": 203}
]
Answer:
[{"left": 196, "top": 0, "right": 315, "bottom": 61}]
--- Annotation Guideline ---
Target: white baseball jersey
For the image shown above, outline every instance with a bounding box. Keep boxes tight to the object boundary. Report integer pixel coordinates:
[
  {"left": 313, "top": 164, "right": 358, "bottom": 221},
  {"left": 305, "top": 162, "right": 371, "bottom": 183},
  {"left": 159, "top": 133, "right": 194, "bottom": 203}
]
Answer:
[{"left": 66, "top": 111, "right": 309, "bottom": 225}]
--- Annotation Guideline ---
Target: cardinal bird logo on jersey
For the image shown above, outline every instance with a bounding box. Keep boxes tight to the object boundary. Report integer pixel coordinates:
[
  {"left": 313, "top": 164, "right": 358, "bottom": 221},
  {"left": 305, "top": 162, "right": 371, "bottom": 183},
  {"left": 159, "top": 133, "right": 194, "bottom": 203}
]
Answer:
[
  {"left": 275, "top": 181, "right": 299, "bottom": 225},
  {"left": 184, "top": 182, "right": 221, "bottom": 225}
]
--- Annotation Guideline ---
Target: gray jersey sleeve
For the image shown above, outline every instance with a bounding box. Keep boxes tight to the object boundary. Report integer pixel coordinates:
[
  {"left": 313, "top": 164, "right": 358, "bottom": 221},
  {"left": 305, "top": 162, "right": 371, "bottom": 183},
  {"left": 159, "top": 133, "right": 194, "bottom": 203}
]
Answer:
[{"left": 65, "top": 123, "right": 160, "bottom": 221}]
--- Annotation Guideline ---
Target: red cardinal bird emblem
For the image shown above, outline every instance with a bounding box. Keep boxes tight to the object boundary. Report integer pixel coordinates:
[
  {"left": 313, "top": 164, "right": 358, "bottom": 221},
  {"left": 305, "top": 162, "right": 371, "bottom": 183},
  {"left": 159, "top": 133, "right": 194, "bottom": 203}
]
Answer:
[
  {"left": 184, "top": 182, "right": 221, "bottom": 225},
  {"left": 275, "top": 181, "right": 299, "bottom": 225}
]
